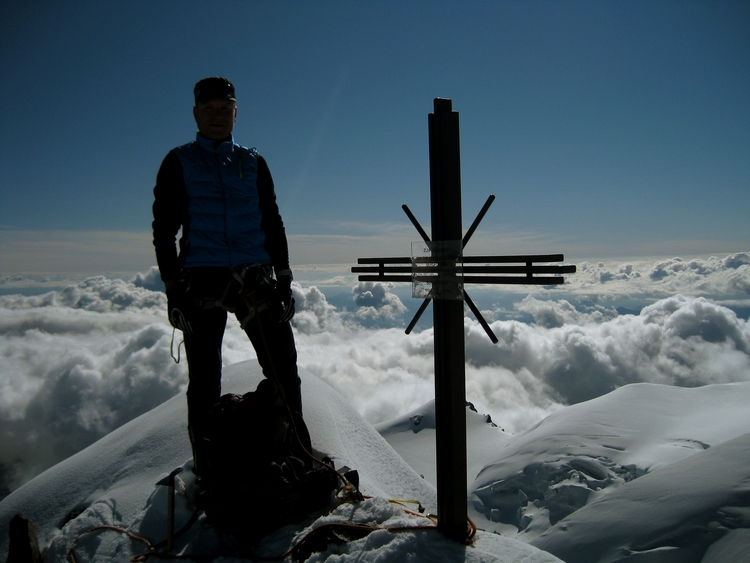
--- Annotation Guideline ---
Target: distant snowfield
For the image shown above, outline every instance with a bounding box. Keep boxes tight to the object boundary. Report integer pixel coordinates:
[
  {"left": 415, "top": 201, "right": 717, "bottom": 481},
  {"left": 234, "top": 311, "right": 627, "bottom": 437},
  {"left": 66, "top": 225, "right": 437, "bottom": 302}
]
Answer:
[{"left": 0, "top": 363, "right": 560, "bottom": 563}]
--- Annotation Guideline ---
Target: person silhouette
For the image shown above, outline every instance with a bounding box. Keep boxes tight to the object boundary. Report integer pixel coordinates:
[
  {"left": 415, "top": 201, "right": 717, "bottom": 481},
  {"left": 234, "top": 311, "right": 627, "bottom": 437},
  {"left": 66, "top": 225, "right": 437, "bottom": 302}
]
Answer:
[{"left": 152, "top": 76, "right": 301, "bottom": 476}]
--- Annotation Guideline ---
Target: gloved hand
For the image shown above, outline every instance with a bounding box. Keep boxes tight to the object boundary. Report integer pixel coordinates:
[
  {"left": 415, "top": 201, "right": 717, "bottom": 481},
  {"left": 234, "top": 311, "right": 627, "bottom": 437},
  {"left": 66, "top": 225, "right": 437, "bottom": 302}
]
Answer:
[
  {"left": 275, "top": 274, "right": 295, "bottom": 323},
  {"left": 167, "top": 283, "right": 193, "bottom": 333}
]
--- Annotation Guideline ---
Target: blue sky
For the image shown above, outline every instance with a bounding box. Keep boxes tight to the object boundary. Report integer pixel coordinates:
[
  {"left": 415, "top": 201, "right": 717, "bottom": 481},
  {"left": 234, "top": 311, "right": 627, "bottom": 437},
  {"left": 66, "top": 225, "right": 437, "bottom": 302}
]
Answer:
[{"left": 1, "top": 0, "right": 748, "bottom": 275}]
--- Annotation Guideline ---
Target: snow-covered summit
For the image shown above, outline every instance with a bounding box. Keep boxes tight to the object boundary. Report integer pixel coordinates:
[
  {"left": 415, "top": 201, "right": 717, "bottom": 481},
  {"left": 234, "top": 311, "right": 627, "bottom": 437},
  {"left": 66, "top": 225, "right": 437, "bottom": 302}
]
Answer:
[{"left": 0, "top": 362, "right": 559, "bottom": 562}]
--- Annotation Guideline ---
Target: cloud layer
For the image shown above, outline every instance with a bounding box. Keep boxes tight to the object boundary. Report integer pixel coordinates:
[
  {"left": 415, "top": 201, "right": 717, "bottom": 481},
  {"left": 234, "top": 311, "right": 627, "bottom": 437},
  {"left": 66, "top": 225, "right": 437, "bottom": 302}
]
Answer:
[
  {"left": 569, "top": 252, "right": 750, "bottom": 298},
  {"left": 1, "top": 254, "right": 749, "bottom": 498}
]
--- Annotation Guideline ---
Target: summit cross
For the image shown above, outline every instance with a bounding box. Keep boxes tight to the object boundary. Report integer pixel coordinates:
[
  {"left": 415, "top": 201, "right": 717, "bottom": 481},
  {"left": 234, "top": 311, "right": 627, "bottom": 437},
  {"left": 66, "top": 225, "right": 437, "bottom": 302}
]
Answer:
[{"left": 352, "top": 98, "right": 576, "bottom": 542}]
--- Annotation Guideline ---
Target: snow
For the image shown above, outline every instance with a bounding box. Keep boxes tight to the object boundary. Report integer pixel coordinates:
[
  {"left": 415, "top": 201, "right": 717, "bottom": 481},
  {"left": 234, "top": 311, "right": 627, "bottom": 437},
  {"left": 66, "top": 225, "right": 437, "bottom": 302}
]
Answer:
[
  {"left": 530, "top": 432, "right": 750, "bottom": 562},
  {"left": 378, "top": 381, "right": 750, "bottom": 562},
  {"left": 2, "top": 361, "right": 750, "bottom": 562},
  {"left": 0, "top": 362, "right": 559, "bottom": 562},
  {"left": 375, "top": 400, "right": 511, "bottom": 487}
]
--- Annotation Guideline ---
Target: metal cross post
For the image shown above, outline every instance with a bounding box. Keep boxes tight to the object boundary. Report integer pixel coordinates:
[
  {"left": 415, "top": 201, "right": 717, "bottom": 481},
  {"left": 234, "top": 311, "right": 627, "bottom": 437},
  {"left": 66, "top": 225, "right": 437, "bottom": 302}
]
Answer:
[{"left": 352, "top": 98, "right": 576, "bottom": 542}]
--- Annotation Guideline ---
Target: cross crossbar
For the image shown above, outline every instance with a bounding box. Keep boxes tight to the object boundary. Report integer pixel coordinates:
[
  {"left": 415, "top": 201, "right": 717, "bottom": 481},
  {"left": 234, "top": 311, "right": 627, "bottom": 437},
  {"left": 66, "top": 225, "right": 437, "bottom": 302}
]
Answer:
[
  {"left": 356, "top": 254, "right": 566, "bottom": 264},
  {"left": 353, "top": 255, "right": 575, "bottom": 285}
]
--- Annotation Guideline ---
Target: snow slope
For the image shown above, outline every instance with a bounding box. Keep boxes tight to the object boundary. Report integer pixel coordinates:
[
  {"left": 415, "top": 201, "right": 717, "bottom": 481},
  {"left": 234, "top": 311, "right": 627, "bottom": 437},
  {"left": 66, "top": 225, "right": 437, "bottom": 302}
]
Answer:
[
  {"left": 378, "top": 381, "right": 750, "bottom": 562},
  {"left": 375, "top": 399, "right": 512, "bottom": 487},
  {"left": 0, "top": 362, "right": 560, "bottom": 562},
  {"left": 530, "top": 432, "right": 750, "bottom": 562},
  {"left": 5, "top": 360, "right": 749, "bottom": 562}
]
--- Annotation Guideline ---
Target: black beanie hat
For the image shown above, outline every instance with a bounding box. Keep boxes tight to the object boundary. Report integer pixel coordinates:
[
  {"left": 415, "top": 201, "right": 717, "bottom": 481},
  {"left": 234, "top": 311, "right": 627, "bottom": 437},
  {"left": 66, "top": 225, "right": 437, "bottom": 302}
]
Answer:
[{"left": 193, "top": 77, "right": 236, "bottom": 104}]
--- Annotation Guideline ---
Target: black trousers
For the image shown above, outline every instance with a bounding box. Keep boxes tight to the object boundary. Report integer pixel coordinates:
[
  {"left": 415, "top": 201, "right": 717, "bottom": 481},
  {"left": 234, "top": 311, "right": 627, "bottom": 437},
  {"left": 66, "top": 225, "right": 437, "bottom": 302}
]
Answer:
[{"left": 182, "top": 269, "right": 301, "bottom": 437}]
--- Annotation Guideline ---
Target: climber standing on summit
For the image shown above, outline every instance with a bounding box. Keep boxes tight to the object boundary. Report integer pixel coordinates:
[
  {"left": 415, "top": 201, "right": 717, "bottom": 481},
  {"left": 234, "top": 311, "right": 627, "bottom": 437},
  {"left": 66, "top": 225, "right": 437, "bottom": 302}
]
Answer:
[{"left": 151, "top": 76, "right": 301, "bottom": 476}]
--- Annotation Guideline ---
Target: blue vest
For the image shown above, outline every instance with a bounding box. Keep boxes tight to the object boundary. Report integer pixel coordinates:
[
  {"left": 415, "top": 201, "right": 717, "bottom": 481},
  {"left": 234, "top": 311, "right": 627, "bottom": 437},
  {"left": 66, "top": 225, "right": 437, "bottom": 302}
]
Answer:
[{"left": 173, "top": 135, "right": 271, "bottom": 269}]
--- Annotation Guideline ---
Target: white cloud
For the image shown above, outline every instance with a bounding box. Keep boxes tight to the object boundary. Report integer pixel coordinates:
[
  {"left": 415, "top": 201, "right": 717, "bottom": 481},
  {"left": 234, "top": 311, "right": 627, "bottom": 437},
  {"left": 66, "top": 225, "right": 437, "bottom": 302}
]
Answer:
[
  {"left": 0, "top": 278, "right": 186, "bottom": 493},
  {"left": 1, "top": 253, "right": 750, "bottom": 499},
  {"left": 352, "top": 281, "right": 408, "bottom": 324},
  {"left": 292, "top": 283, "right": 346, "bottom": 334},
  {"left": 514, "top": 295, "right": 618, "bottom": 328},
  {"left": 483, "top": 296, "right": 745, "bottom": 409},
  {"left": 570, "top": 252, "right": 750, "bottom": 298},
  {"left": 130, "top": 265, "right": 165, "bottom": 292}
]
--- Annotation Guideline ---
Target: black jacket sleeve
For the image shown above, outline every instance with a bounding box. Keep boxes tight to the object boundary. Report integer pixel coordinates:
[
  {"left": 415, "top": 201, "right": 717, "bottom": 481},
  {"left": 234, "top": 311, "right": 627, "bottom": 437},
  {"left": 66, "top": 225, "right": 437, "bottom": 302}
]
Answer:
[
  {"left": 257, "top": 155, "right": 291, "bottom": 274},
  {"left": 152, "top": 151, "right": 188, "bottom": 284}
]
